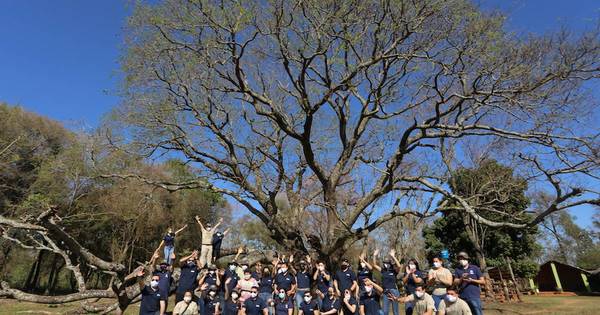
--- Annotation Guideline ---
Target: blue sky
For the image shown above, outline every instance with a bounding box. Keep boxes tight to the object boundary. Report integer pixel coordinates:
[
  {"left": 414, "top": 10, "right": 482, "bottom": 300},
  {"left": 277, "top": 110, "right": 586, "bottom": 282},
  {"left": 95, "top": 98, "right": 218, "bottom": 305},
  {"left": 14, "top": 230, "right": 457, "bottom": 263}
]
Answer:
[{"left": 0, "top": 0, "right": 598, "bottom": 226}]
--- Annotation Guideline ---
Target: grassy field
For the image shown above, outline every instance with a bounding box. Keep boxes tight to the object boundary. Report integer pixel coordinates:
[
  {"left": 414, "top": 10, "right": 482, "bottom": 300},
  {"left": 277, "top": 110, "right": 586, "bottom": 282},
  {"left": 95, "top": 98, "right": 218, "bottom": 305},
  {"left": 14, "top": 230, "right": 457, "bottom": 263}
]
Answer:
[{"left": 0, "top": 295, "right": 599, "bottom": 314}]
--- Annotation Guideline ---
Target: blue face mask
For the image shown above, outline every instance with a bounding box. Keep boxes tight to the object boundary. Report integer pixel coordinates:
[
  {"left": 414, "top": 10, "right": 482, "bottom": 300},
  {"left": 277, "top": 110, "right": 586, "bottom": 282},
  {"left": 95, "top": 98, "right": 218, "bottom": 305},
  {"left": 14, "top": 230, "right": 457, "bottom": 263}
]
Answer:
[{"left": 278, "top": 292, "right": 286, "bottom": 299}]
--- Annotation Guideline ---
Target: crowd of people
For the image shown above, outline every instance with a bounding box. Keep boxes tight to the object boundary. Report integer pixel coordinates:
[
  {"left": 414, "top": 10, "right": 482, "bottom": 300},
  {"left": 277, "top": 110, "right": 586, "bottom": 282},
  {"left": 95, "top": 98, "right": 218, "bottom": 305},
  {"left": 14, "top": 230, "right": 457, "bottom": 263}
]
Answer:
[{"left": 136, "top": 219, "right": 484, "bottom": 315}]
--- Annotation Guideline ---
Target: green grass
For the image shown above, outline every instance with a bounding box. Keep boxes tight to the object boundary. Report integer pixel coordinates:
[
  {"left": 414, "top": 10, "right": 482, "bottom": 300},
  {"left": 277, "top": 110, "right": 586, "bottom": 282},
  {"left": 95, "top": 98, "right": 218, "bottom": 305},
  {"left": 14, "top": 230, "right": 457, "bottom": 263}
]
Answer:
[{"left": 0, "top": 295, "right": 599, "bottom": 314}]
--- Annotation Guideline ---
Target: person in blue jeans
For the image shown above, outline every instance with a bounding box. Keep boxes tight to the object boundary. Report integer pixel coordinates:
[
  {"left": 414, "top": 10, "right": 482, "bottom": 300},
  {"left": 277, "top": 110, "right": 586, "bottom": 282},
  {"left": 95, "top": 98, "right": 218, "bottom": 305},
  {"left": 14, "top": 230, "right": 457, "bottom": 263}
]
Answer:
[
  {"left": 372, "top": 249, "right": 401, "bottom": 315},
  {"left": 401, "top": 258, "right": 424, "bottom": 315},
  {"left": 427, "top": 256, "right": 453, "bottom": 310},
  {"left": 157, "top": 224, "right": 187, "bottom": 264},
  {"left": 453, "top": 251, "right": 484, "bottom": 315}
]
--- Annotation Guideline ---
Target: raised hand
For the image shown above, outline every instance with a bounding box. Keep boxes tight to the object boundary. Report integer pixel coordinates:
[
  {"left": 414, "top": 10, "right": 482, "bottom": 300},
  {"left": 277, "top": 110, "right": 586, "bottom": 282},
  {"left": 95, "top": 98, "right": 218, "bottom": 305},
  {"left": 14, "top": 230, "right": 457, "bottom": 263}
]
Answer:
[
  {"left": 389, "top": 249, "right": 396, "bottom": 257},
  {"left": 373, "top": 248, "right": 380, "bottom": 257},
  {"left": 136, "top": 266, "right": 145, "bottom": 277}
]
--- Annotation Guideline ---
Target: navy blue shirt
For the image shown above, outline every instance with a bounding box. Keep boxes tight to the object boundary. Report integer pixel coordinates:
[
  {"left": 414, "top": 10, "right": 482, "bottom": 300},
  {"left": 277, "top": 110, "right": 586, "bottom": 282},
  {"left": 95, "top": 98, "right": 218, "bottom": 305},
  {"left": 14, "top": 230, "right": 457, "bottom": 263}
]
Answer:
[
  {"left": 224, "top": 269, "right": 239, "bottom": 292},
  {"left": 296, "top": 270, "right": 311, "bottom": 289},
  {"left": 243, "top": 296, "right": 267, "bottom": 315},
  {"left": 359, "top": 292, "right": 381, "bottom": 315},
  {"left": 454, "top": 265, "right": 483, "bottom": 300},
  {"left": 335, "top": 268, "right": 357, "bottom": 292},
  {"left": 156, "top": 271, "right": 172, "bottom": 297},
  {"left": 274, "top": 272, "right": 296, "bottom": 292},
  {"left": 204, "top": 272, "right": 218, "bottom": 287},
  {"left": 212, "top": 232, "right": 224, "bottom": 247},
  {"left": 140, "top": 286, "right": 163, "bottom": 315},
  {"left": 259, "top": 275, "right": 274, "bottom": 294},
  {"left": 223, "top": 300, "right": 241, "bottom": 315},
  {"left": 300, "top": 300, "right": 319, "bottom": 315},
  {"left": 316, "top": 271, "right": 331, "bottom": 293},
  {"left": 204, "top": 296, "right": 219, "bottom": 315},
  {"left": 177, "top": 263, "right": 199, "bottom": 292},
  {"left": 342, "top": 296, "right": 358, "bottom": 315},
  {"left": 274, "top": 298, "right": 294, "bottom": 315},
  {"left": 356, "top": 268, "right": 372, "bottom": 290},
  {"left": 321, "top": 296, "right": 341, "bottom": 313},
  {"left": 380, "top": 268, "right": 398, "bottom": 290},
  {"left": 163, "top": 233, "right": 175, "bottom": 247},
  {"left": 403, "top": 270, "right": 424, "bottom": 294}
]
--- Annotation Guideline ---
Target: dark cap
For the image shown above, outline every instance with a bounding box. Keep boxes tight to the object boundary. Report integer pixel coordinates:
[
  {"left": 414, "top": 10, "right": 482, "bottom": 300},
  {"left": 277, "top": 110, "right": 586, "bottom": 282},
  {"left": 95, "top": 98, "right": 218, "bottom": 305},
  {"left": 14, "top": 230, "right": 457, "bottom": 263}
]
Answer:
[{"left": 457, "top": 251, "right": 469, "bottom": 259}]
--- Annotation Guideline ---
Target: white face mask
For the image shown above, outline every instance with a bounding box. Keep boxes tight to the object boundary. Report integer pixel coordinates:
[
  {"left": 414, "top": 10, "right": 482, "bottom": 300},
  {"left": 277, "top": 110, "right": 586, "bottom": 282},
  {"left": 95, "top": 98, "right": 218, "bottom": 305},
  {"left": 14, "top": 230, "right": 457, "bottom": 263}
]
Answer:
[
  {"left": 278, "top": 292, "right": 286, "bottom": 299},
  {"left": 415, "top": 291, "right": 424, "bottom": 298},
  {"left": 446, "top": 295, "right": 457, "bottom": 303},
  {"left": 459, "top": 260, "right": 468, "bottom": 267},
  {"left": 433, "top": 262, "right": 442, "bottom": 268},
  {"left": 184, "top": 296, "right": 192, "bottom": 303},
  {"left": 409, "top": 264, "right": 416, "bottom": 270},
  {"left": 250, "top": 292, "right": 257, "bottom": 298},
  {"left": 304, "top": 296, "right": 312, "bottom": 302},
  {"left": 365, "top": 286, "right": 373, "bottom": 293},
  {"left": 383, "top": 263, "right": 390, "bottom": 269},
  {"left": 280, "top": 267, "right": 287, "bottom": 273},
  {"left": 242, "top": 265, "right": 248, "bottom": 271},
  {"left": 229, "top": 265, "right": 236, "bottom": 271},
  {"left": 360, "top": 262, "right": 366, "bottom": 268},
  {"left": 232, "top": 293, "right": 239, "bottom": 300},
  {"left": 150, "top": 280, "right": 159, "bottom": 288},
  {"left": 209, "top": 291, "right": 216, "bottom": 297}
]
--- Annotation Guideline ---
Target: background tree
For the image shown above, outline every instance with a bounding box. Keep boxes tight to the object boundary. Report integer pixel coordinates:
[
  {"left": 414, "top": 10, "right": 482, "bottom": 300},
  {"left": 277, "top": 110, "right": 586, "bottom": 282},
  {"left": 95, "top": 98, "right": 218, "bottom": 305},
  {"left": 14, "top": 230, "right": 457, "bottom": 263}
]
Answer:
[
  {"left": 109, "top": 0, "right": 600, "bottom": 265},
  {"left": 424, "top": 160, "right": 541, "bottom": 278}
]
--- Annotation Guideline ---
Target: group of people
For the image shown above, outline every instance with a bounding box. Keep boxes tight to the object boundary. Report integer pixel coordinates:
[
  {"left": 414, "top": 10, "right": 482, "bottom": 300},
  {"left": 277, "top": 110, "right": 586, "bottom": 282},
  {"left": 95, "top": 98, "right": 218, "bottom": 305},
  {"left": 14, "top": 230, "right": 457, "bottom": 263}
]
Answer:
[{"left": 136, "top": 219, "right": 484, "bottom": 315}]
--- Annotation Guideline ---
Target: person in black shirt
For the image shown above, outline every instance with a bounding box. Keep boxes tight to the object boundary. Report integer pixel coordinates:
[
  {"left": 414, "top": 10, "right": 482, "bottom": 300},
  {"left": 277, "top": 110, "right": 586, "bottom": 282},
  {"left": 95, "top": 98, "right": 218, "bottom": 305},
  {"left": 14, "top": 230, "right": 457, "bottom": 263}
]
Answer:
[
  {"left": 372, "top": 249, "right": 401, "bottom": 315},
  {"left": 242, "top": 286, "right": 268, "bottom": 315},
  {"left": 320, "top": 287, "right": 341, "bottom": 315},
  {"left": 258, "top": 266, "right": 274, "bottom": 309},
  {"left": 334, "top": 258, "right": 358, "bottom": 297},
  {"left": 223, "top": 290, "right": 242, "bottom": 315},
  {"left": 158, "top": 225, "right": 187, "bottom": 265},
  {"left": 176, "top": 251, "right": 200, "bottom": 303},
  {"left": 274, "top": 261, "right": 296, "bottom": 297},
  {"left": 155, "top": 262, "right": 173, "bottom": 311},
  {"left": 402, "top": 258, "right": 424, "bottom": 315},
  {"left": 211, "top": 227, "right": 230, "bottom": 262},
  {"left": 313, "top": 261, "right": 331, "bottom": 309},
  {"left": 299, "top": 291, "right": 320, "bottom": 315},
  {"left": 341, "top": 289, "right": 358, "bottom": 315},
  {"left": 359, "top": 278, "right": 383, "bottom": 315},
  {"left": 292, "top": 256, "right": 312, "bottom": 308},
  {"left": 203, "top": 285, "right": 221, "bottom": 315},
  {"left": 357, "top": 254, "right": 373, "bottom": 295},
  {"left": 136, "top": 267, "right": 166, "bottom": 315},
  {"left": 273, "top": 288, "right": 294, "bottom": 315}
]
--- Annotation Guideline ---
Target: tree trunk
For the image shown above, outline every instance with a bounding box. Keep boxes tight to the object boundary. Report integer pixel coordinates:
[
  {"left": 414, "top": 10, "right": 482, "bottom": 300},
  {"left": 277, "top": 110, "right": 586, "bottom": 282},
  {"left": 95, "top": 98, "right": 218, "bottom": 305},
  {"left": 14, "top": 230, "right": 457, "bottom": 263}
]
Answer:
[{"left": 44, "top": 254, "right": 60, "bottom": 295}]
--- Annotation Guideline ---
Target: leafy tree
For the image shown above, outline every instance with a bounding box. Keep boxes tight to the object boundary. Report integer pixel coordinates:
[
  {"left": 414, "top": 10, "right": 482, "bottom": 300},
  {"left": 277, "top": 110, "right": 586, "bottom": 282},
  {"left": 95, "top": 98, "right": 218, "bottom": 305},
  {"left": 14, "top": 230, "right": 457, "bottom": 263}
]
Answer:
[{"left": 424, "top": 160, "right": 541, "bottom": 278}]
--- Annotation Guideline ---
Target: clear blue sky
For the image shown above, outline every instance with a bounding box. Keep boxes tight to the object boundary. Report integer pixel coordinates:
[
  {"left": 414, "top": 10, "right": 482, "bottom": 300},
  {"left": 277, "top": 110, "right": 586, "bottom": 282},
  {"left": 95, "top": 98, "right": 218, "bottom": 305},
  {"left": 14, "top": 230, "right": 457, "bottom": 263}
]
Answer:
[{"left": 0, "top": 0, "right": 598, "bottom": 226}]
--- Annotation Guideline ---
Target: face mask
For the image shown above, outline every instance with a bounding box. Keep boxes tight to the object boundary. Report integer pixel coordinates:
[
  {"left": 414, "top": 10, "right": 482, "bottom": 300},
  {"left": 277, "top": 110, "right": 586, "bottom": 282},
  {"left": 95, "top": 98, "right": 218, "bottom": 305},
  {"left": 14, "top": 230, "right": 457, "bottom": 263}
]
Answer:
[
  {"left": 365, "top": 286, "right": 372, "bottom": 293},
  {"left": 409, "top": 264, "right": 416, "bottom": 270},
  {"left": 360, "top": 262, "right": 366, "bottom": 268},
  {"left": 280, "top": 267, "right": 287, "bottom": 273},
  {"left": 242, "top": 265, "right": 248, "bottom": 271},
  {"left": 446, "top": 295, "right": 457, "bottom": 303},
  {"left": 150, "top": 280, "right": 159, "bottom": 288},
  {"left": 304, "top": 296, "right": 311, "bottom": 302},
  {"left": 229, "top": 265, "right": 236, "bottom": 271},
  {"left": 209, "top": 291, "right": 216, "bottom": 297},
  {"left": 433, "top": 262, "right": 442, "bottom": 268},
  {"left": 188, "top": 260, "right": 195, "bottom": 265},
  {"left": 250, "top": 292, "right": 257, "bottom": 298},
  {"left": 209, "top": 270, "right": 215, "bottom": 275},
  {"left": 264, "top": 269, "right": 270, "bottom": 274},
  {"left": 459, "top": 260, "right": 468, "bottom": 267},
  {"left": 383, "top": 263, "right": 390, "bottom": 269},
  {"left": 415, "top": 291, "right": 424, "bottom": 298},
  {"left": 278, "top": 292, "right": 285, "bottom": 299},
  {"left": 184, "top": 296, "right": 192, "bottom": 303},
  {"left": 344, "top": 292, "right": 351, "bottom": 299},
  {"left": 318, "top": 265, "right": 324, "bottom": 271},
  {"left": 232, "top": 293, "right": 239, "bottom": 300}
]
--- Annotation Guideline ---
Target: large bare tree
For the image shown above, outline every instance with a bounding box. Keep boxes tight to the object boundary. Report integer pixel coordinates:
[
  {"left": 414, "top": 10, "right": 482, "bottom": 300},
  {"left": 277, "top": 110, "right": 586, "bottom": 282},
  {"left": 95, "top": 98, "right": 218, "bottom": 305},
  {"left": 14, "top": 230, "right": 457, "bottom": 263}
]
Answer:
[{"left": 109, "top": 0, "right": 600, "bottom": 263}]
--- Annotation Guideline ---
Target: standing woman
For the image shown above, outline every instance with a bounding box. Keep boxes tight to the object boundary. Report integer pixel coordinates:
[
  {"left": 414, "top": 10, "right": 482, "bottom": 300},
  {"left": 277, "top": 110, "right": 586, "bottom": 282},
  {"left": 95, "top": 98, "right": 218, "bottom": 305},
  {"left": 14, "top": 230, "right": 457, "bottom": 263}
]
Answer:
[
  {"left": 372, "top": 249, "right": 401, "bottom": 315},
  {"left": 203, "top": 285, "right": 221, "bottom": 315},
  {"left": 357, "top": 253, "right": 373, "bottom": 297},
  {"left": 402, "top": 259, "right": 424, "bottom": 315},
  {"left": 259, "top": 266, "right": 275, "bottom": 315},
  {"left": 157, "top": 224, "right": 187, "bottom": 265},
  {"left": 223, "top": 290, "right": 242, "bottom": 315},
  {"left": 273, "top": 288, "right": 294, "bottom": 315},
  {"left": 427, "top": 256, "right": 453, "bottom": 310}
]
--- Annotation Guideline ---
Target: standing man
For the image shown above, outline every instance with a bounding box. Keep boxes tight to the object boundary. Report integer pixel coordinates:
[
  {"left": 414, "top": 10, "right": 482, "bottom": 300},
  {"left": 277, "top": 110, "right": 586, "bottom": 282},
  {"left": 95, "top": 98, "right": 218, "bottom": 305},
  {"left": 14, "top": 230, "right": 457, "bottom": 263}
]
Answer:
[
  {"left": 453, "top": 252, "right": 484, "bottom": 315},
  {"left": 137, "top": 267, "right": 166, "bottom": 315},
  {"left": 274, "top": 261, "right": 297, "bottom": 298},
  {"left": 176, "top": 251, "right": 200, "bottom": 303},
  {"left": 293, "top": 256, "right": 313, "bottom": 308},
  {"left": 390, "top": 284, "right": 435, "bottom": 315},
  {"left": 155, "top": 262, "right": 173, "bottom": 312},
  {"left": 241, "top": 286, "right": 269, "bottom": 315},
  {"left": 334, "top": 258, "right": 358, "bottom": 297},
  {"left": 358, "top": 278, "right": 383, "bottom": 315},
  {"left": 195, "top": 216, "right": 223, "bottom": 268}
]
